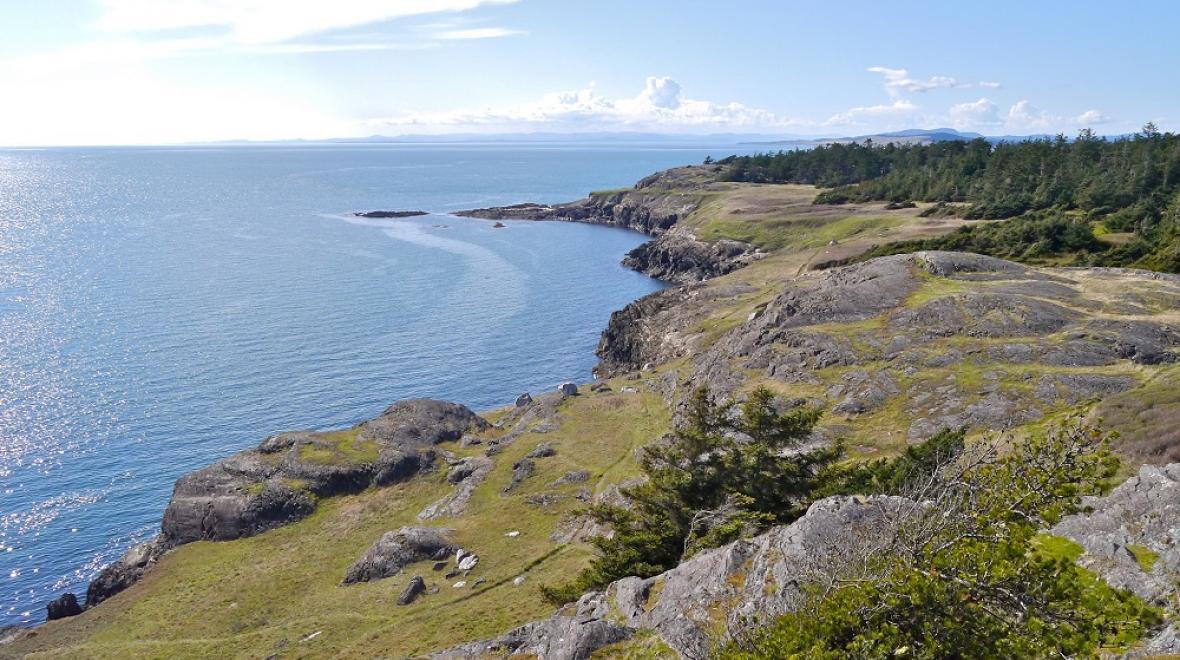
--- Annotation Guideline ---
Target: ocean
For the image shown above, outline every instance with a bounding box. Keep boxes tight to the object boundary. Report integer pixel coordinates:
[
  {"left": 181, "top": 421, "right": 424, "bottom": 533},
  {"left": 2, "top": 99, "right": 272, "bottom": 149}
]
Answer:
[{"left": 0, "top": 142, "right": 756, "bottom": 625}]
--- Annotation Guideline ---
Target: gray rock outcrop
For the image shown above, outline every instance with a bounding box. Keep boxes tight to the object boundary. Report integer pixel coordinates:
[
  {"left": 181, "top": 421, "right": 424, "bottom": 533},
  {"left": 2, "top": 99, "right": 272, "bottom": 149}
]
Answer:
[
  {"left": 1053, "top": 463, "right": 1180, "bottom": 604},
  {"left": 66, "top": 399, "right": 486, "bottom": 616},
  {"left": 434, "top": 495, "right": 906, "bottom": 659},
  {"left": 419, "top": 456, "right": 494, "bottom": 520},
  {"left": 85, "top": 535, "right": 168, "bottom": 607},
  {"left": 623, "top": 233, "right": 761, "bottom": 283},
  {"left": 163, "top": 399, "right": 487, "bottom": 546},
  {"left": 398, "top": 576, "right": 427, "bottom": 605},
  {"left": 344, "top": 527, "right": 454, "bottom": 584},
  {"left": 46, "top": 593, "right": 83, "bottom": 621}
]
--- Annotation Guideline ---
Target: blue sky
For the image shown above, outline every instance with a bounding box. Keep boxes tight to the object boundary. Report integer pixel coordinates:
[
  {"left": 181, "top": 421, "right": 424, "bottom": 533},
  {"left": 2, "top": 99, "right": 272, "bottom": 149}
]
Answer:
[{"left": 1, "top": 0, "right": 1176, "bottom": 145}]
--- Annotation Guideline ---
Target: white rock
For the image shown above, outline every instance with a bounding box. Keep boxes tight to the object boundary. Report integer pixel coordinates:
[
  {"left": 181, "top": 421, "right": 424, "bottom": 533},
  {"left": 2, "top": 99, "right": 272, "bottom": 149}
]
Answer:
[
  {"left": 505, "top": 530, "right": 521, "bottom": 538},
  {"left": 458, "top": 554, "right": 479, "bottom": 571},
  {"left": 513, "top": 576, "right": 526, "bottom": 586},
  {"left": 453, "top": 581, "right": 467, "bottom": 588}
]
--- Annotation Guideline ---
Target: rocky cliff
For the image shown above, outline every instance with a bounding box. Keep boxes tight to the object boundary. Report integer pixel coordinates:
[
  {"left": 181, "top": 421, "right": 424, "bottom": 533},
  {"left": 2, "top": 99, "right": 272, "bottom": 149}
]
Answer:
[{"left": 456, "top": 166, "right": 763, "bottom": 283}]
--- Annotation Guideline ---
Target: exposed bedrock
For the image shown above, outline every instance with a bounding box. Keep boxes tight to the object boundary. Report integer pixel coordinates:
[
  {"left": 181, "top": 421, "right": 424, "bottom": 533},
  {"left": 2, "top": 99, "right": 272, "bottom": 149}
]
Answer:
[
  {"left": 433, "top": 495, "right": 908, "bottom": 659},
  {"left": 343, "top": 526, "right": 454, "bottom": 585},
  {"left": 67, "top": 399, "right": 487, "bottom": 613},
  {"left": 622, "top": 233, "right": 763, "bottom": 284},
  {"left": 1054, "top": 463, "right": 1180, "bottom": 654},
  {"left": 598, "top": 251, "right": 1180, "bottom": 445}
]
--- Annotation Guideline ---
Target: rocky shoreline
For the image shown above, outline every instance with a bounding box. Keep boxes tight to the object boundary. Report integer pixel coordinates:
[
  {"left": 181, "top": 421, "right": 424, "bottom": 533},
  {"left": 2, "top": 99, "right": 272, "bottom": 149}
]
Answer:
[{"left": 456, "top": 165, "right": 764, "bottom": 283}]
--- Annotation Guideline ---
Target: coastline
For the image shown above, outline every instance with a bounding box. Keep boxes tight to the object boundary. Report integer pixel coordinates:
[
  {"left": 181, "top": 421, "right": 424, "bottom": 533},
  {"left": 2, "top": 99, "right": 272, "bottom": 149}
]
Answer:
[{"left": 27, "top": 178, "right": 697, "bottom": 629}]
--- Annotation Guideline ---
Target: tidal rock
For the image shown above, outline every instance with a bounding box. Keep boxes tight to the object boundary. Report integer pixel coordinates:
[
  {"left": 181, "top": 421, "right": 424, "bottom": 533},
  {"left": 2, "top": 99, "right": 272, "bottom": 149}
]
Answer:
[
  {"left": 492, "top": 221, "right": 506, "bottom": 228},
  {"left": 46, "top": 593, "right": 83, "bottom": 620},
  {"left": 354, "top": 210, "right": 428, "bottom": 218},
  {"left": 343, "top": 527, "right": 453, "bottom": 584},
  {"left": 0, "top": 625, "right": 30, "bottom": 645},
  {"left": 398, "top": 576, "right": 426, "bottom": 605}
]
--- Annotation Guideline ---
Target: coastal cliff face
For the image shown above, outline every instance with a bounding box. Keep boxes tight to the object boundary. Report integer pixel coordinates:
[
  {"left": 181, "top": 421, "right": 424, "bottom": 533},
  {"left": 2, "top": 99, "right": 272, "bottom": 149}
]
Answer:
[
  {"left": 456, "top": 166, "right": 764, "bottom": 283},
  {"left": 14, "top": 164, "right": 1180, "bottom": 658}
]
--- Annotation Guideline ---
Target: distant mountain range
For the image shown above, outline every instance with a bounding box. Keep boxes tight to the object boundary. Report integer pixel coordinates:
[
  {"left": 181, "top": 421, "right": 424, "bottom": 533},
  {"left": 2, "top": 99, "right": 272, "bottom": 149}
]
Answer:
[
  {"left": 198, "top": 128, "right": 1094, "bottom": 148},
  {"left": 742, "top": 128, "right": 1059, "bottom": 147}
]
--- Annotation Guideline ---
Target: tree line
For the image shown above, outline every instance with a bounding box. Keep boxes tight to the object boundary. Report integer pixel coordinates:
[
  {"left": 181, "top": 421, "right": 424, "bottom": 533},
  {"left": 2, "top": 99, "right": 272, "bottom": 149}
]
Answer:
[{"left": 719, "top": 126, "right": 1180, "bottom": 271}]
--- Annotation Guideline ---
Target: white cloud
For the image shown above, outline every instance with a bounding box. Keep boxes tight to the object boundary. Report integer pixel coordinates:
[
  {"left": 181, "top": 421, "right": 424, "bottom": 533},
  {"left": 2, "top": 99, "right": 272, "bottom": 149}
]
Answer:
[
  {"left": 95, "top": 0, "right": 519, "bottom": 45},
  {"left": 948, "top": 97, "right": 1000, "bottom": 129},
  {"left": 824, "top": 100, "right": 919, "bottom": 127},
  {"left": 435, "top": 27, "right": 523, "bottom": 40},
  {"left": 867, "top": 66, "right": 1002, "bottom": 98},
  {"left": 1003, "top": 100, "right": 1111, "bottom": 133},
  {"left": 1074, "top": 109, "right": 1110, "bottom": 125},
  {"left": 371, "top": 76, "right": 806, "bottom": 134},
  {"left": 867, "top": 67, "right": 955, "bottom": 96}
]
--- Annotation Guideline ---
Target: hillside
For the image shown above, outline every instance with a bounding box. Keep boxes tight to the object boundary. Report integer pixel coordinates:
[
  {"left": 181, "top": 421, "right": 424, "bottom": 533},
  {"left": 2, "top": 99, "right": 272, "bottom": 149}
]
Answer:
[{"left": 7, "top": 165, "right": 1180, "bottom": 658}]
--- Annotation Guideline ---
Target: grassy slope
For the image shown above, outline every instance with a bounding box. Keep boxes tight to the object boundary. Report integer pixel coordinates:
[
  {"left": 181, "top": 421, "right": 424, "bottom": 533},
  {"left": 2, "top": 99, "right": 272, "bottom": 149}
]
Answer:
[
  {"left": 9, "top": 390, "right": 670, "bottom": 658},
  {"left": 11, "top": 178, "right": 1179, "bottom": 658}
]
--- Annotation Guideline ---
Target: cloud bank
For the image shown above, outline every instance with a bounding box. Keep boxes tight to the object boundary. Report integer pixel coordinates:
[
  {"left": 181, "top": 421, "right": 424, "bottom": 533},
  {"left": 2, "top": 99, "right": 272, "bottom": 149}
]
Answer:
[{"left": 373, "top": 76, "right": 807, "bottom": 134}]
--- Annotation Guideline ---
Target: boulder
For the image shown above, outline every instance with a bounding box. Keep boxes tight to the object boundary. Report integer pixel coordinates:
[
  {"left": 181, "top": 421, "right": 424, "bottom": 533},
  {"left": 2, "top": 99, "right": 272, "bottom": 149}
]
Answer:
[
  {"left": 457, "top": 554, "right": 479, "bottom": 571},
  {"left": 503, "top": 459, "right": 536, "bottom": 493},
  {"left": 85, "top": 535, "right": 168, "bottom": 607},
  {"left": 46, "top": 593, "right": 83, "bottom": 620},
  {"left": 514, "top": 393, "right": 533, "bottom": 407},
  {"left": 526, "top": 443, "right": 556, "bottom": 459},
  {"left": 558, "top": 382, "right": 578, "bottom": 396},
  {"left": 343, "top": 527, "right": 453, "bottom": 584},
  {"left": 398, "top": 577, "right": 426, "bottom": 605}
]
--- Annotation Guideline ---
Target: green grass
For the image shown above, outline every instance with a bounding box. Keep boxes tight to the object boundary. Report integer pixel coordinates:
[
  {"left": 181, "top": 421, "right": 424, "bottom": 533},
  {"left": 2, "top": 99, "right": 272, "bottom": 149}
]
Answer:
[
  {"left": 1033, "top": 534, "right": 1085, "bottom": 563},
  {"left": 12, "top": 391, "right": 670, "bottom": 659},
  {"left": 1127, "top": 544, "right": 1160, "bottom": 573},
  {"left": 296, "top": 429, "right": 380, "bottom": 466}
]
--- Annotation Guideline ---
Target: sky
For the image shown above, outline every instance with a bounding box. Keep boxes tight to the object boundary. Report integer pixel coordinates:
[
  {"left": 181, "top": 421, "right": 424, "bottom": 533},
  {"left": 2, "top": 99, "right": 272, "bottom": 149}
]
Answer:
[{"left": 0, "top": 0, "right": 1177, "bottom": 146}]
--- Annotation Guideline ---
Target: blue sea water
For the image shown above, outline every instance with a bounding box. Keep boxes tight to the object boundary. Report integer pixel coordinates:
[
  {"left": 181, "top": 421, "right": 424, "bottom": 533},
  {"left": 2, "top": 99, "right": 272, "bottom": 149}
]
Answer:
[{"left": 0, "top": 142, "right": 757, "bottom": 625}]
